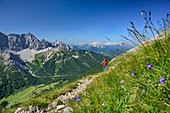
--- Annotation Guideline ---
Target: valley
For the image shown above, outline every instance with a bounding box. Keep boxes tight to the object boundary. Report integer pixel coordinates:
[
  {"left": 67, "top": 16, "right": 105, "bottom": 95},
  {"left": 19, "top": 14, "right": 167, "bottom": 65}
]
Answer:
[{"left": 0, "top": 32, "right": 111, "bottom": 109}]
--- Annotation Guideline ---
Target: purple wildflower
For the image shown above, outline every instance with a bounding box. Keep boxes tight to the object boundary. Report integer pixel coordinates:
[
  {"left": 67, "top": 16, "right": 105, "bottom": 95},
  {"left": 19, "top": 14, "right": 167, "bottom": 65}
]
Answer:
[
  {"left": 159, "top": 77, "right": 165, "bottom": 84},
  {"left": 100, "top": 93, "right": 104, "bottom": 95},
  {"left": 103, "top": 102, "right": 107, "bottom": 104},
  {"left": 67, "top": 103, "right": 69, "bottom": 105},
  {"left": 77, "top": 99, "right": 81, "bottom": 102},
  {"left": 120, "top": 80, "right": 124, "bottom": 84},
  {"left": 85, "top": 92, "right": 87, "bottom": 95},
  {"left": 97, "top": 90, "right": 99, "bottom": 92},
  {"left": 147, "top": 63, "right": 153, "bottom": 68},
  {"left": 73, "top": 95, "right": 77, "bottom": 100},
  {"left": 142, "top": 89, "right": 145, "bottom": 93},
  {"left": 131, "top": 72, "right": 136, "bottom": 76},
  {"left": 77, "top": 97, "right": 80, "bottom": 99}
]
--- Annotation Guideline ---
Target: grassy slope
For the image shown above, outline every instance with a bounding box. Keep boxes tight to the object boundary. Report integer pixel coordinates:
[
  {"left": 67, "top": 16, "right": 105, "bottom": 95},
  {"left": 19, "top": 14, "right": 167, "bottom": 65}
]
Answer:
[
  {"left": 2, "top": 29, "right": 169, "bottom": 112},
  {"left": 0, "top": 81, "right": 63, "bottom": 108},
  {"left": 66, "top": 30, "right": 169, "bottom": 112}
]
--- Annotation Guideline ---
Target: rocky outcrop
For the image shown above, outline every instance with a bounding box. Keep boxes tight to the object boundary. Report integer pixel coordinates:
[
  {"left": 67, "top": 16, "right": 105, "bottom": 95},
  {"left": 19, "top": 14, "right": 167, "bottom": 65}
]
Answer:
[
  {"left": 52, "top": 41, "right": 71, "bottom": 50},
  {"left": 14, "top": 107, "right": 23, "bottom": 113},
  {"left": 0, "top": 32, "right": 73, "bottom": 71},
  {"left": 7, "top": 33, "right": 52, "bottom": 51},
  {"left": 0, "top": 32, "right": 72, "bottom": 52},
  {"left": 0, "top": 32, "right": 8, "bottom": 49},
  {"left": 3, "top": 51, "right": 26, "bottom": 72}
]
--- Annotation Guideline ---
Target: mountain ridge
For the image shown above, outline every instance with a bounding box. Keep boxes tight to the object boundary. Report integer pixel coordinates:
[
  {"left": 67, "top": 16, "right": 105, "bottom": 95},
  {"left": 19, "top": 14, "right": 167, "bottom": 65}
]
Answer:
[
  {"left": 0, "top": 32, "right": 131, "bottom": 58},
  {"left": 0, "top": 32, "right": 71, "bottom": 52}
]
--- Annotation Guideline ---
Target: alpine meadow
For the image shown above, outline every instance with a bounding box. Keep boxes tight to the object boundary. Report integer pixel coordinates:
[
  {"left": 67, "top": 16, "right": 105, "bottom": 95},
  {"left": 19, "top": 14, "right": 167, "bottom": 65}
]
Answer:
[{"left": 0, "top": 0, "right": 169, "bottom": 113}]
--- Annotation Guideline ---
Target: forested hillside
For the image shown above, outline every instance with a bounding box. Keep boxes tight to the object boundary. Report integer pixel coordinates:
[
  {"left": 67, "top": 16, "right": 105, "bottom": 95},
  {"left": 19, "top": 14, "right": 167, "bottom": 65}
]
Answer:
[
  {"left": 0, "top": 49, "right": 109, "bottom": 107},
  {"left": 27, "top": 50, "right": 109, "bottom": 77}
]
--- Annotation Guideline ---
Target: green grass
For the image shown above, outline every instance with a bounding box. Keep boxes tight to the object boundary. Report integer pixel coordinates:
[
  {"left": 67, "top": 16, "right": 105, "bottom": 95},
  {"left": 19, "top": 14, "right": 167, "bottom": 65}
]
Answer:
[
  {"left": 0, "top": 86, "right": 34, "bottom": 106},
  {"left": 4, "top": 30, "right": 169, "bottom": 112},
  {"left": 65, "top": 29, "right": 170, "bottom": 112},
  {"left": 0, "top": 81, "right": 62, "bottom": 109},
  {"left": 2, "top": 15, "right": 170, "bottom": 113}
]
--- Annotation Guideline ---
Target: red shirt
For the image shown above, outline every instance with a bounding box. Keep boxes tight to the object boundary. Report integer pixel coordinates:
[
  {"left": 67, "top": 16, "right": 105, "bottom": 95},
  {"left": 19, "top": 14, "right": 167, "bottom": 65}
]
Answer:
[{"left": 103, "top": 61, "right": 107, "bottom": 66}]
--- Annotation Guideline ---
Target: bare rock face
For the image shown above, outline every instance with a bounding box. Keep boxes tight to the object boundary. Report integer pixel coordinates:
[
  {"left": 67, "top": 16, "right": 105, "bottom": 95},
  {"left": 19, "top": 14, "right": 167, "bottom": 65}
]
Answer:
[
  {"left": 7, "top": 33, "right": 52, "bottom": 51},
  {"left": 0, "top": 32, "right": 72, "bottom": 72},
  {"left": 3, "top": 52, "right": 26, "bottom": 72},
  {"left": 52, "top": 41, "right": 71, "bottom": 50},
  {"left": 0, "top": 32, "right": 72, "bottom": 51},
  {"left": 0, "top": 32, "right": 8, "bottom": 49}
]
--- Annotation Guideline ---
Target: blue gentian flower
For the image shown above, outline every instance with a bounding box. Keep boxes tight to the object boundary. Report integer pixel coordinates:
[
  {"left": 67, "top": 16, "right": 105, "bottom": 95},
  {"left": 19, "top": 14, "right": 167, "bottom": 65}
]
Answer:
[
  {"left": 131, "top": 72, "right": 136, "bottom": 76},
  {"left": 85, "top": 92, "right": 87, "bottom": 95},
  {"left": 77, "top": 99, "right": 81, "bottom": 102},
  {"left": 103, "top": 102, "right": 107, "bottom": 104},
  {"left": 159, "top": 77, "right": 165, "bottom": 84},
  {"left": 100, "top": 93, "right": 104, "bottom": 95},
  {"left": 77, "top": 97, "right": 80, "bottom": 99},
  {"left": 67, "top": 103, "right": 69, "bottom": 105},
  {"left": 142, "top": 89, "right": 145, "bottom": 93},
  {"left": 73, "top": 95, "right": 77, "bottom": 100},
  {"left": 147, "top": 63, "right": 153, "bottom": 68}
]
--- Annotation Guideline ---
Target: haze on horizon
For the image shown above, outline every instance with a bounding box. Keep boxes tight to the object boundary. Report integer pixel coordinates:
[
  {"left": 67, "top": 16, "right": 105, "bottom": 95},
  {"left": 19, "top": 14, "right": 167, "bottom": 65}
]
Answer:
[{"left": 0, "top": 0, "right": 169, "bottom": 44}]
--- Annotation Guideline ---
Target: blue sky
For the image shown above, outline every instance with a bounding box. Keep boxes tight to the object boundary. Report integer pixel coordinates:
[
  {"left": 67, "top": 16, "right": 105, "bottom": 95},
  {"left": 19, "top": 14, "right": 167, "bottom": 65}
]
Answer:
[{"left": 0, "top": 0, "right": 169, "bottom": 44}]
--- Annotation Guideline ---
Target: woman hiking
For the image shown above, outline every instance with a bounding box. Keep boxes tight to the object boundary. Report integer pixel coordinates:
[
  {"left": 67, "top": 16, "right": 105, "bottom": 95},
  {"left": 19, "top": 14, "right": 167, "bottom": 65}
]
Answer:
[{"left": 101, "top": 58, "right": 108, "bottom": 72}]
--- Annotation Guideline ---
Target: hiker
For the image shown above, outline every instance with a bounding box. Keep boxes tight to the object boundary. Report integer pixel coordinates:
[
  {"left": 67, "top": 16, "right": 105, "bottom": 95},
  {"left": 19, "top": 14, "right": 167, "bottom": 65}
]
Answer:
[{"left": 101, "top": 58, "right": 108, "bottom": 72}]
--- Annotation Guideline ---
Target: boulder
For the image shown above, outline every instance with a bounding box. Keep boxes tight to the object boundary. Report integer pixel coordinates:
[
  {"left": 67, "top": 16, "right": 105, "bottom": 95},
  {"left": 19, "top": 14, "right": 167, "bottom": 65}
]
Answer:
[
  {"left": 14, "top": 107, "right": 23, "bottom": 113},
  {"left": 29, "top": 105, "right": 36, "bottom": 112},
  {"left": 47, "top": 100, "right": 51, "bottom": 104},
  {"left": 51, "top": 102, "right": 58, "bottom": 108},
  {"left": 36, "top": 106, "right": 40, "bottom": 112},
  {"left": 63, "top": 107, "right": 73, "bottom": 113},
  {"left": 20, "top": 110, "right": 27, "bottom": 113},
  {"left": 86, "top": 78, "right": 90, "bottom": 81},
  {"left": 45, "top": 105, "right": 52, "bottom": 111},
  {"left": 51, "top": 100, "right": 62, "bottom": 108},
  {"left": 56, "top": 105, "right": 65, "bottom": 111},
  {"left": 40, "top": 109, "right": 45, "bottom": 113}
]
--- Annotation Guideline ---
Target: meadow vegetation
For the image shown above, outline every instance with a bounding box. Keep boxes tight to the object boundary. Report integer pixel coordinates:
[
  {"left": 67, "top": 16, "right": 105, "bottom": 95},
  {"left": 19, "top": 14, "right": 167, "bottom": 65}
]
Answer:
[
  {"left": 66, "top": 12, "right": 169, "bottom": 112},
  {"left": 2, "top": 11, "right": 170, "bottom": 112}
]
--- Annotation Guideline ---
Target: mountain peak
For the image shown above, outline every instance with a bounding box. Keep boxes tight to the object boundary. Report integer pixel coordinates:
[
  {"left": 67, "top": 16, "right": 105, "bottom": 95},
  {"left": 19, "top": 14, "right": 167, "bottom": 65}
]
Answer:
[{"left": 104, "top": 42, "right": 119, "bottom": 45}]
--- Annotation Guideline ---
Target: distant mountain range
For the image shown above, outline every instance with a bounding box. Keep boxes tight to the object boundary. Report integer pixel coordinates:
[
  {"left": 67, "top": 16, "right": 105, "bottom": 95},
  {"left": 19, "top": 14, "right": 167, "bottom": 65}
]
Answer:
[
  {"left": 0, "top": 32, "right": 131, "bottom": 57},
  {"left": 72, "top": 42, "right": 131, "bottom": 57},
  {"left": 0, "top": 32, "right": 110, "bottom": 100}
]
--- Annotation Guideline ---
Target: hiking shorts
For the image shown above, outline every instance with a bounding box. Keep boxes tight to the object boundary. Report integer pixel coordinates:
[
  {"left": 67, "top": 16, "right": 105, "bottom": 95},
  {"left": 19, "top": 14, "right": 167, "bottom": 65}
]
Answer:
[{"left": 103, "top": 66, "right": 107, "bottom": 70}]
